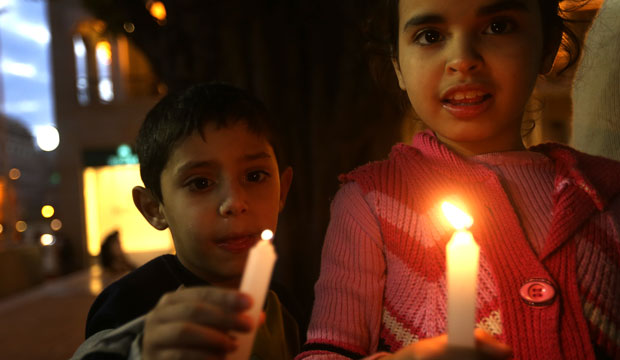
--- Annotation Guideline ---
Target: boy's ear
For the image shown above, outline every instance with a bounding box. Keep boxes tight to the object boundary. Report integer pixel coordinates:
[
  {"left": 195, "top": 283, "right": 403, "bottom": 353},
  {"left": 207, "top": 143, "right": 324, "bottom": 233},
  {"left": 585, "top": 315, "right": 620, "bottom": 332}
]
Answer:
[
  {"left": 278, "top": 167, "right": 293, "bottom": 212},
  {"left": 541, "top": 26, "right": 563, "bottom": 75},
  {"left": 132, "top": 186, "right": 169, "bottom": 230},
  {"left": 391, "top": 57, "right": 407, "bottom": 90}
]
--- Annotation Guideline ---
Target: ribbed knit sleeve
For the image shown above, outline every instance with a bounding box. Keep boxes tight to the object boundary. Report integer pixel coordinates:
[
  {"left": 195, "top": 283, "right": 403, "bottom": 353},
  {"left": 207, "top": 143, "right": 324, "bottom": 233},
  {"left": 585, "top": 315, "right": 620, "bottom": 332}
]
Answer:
[
  {"left": 297, "top": 182, "right": 388, "bottom": 359},
  {"left": 571, "top": 0, "right": 620, "bottom": 161}
]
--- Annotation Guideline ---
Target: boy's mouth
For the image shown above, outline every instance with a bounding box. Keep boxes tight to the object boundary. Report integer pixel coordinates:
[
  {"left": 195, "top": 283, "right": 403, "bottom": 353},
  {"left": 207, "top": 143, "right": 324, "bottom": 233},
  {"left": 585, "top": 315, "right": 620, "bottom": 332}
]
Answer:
[{"left": 216, "top": 234, "right": 259, "bottom": 254}]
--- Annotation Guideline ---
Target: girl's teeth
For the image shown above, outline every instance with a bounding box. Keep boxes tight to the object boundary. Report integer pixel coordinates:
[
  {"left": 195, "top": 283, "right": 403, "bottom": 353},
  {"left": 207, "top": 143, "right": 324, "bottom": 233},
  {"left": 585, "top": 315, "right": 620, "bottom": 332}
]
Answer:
[{"left": 451, "top": 91, "right": 485, "bottom": 100}]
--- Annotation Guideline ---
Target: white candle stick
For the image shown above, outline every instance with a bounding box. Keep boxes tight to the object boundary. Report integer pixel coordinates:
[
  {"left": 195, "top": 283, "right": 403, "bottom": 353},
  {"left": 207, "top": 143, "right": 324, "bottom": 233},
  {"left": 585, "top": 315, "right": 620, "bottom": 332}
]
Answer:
[
  {"left": 228, "top": 229, "right": 277, "bottom": 360},
  {"left": 442, "top": 202, "right": 479, "bottom": 348}
]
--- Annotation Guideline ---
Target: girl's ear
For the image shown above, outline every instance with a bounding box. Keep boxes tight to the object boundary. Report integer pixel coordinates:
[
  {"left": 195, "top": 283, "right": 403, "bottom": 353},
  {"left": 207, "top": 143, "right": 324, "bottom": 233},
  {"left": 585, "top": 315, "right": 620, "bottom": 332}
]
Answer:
[
  {"left": 392, "top": 57, "right": 407, "bottom": 90},
  {"left": 540, "top": 26, "right": 563, "bottom": 75},
  {"left": 132, "top": 186, "right": 169, "bottom": 230},
  {"left": 278, "top": 167, "right": 293, "bottom": 212}
]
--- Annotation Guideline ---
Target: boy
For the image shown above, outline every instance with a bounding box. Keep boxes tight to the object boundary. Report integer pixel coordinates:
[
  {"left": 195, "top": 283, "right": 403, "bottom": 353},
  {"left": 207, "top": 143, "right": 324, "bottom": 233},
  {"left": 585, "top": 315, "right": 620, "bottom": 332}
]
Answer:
[{"left": 71, "top": 82, "right": 297, "bottom": 359}]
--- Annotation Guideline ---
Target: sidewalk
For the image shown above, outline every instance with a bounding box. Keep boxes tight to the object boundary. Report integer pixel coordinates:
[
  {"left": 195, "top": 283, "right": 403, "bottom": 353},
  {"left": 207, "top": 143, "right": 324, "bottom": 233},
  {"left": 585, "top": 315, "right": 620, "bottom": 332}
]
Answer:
[{"left": 0, "top": 265, "right": 120, "bottom": 360}]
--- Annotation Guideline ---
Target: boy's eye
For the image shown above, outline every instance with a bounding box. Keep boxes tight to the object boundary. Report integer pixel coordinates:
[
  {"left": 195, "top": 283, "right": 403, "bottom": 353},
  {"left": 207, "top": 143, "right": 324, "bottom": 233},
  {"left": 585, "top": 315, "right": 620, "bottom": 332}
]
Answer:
[
  {"left": 245, "top": 170, "right": 270, "bottom": 183},
  {"left": 484, "top": 20, "right": 514, "bottom": 35},
  {"left": 414, "top": 29, "right": 443, "bottom": 45},
  {"left": 186, "top": 177, "right": 214, "bottom": 191}
]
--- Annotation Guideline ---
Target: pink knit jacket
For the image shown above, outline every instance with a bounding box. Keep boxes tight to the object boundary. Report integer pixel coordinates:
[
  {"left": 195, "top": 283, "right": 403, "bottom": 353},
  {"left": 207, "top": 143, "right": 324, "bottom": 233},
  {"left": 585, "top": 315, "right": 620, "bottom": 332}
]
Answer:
[{"left": 298, "top": 131, "right": 620, "bottom": 359}]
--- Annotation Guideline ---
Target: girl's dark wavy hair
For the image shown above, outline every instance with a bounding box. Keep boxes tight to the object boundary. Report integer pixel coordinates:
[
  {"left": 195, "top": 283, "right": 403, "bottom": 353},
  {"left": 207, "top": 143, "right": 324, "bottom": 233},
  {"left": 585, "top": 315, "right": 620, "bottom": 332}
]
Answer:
[{"left": 363, "top": 0, "right": 590, "bottom": 112}]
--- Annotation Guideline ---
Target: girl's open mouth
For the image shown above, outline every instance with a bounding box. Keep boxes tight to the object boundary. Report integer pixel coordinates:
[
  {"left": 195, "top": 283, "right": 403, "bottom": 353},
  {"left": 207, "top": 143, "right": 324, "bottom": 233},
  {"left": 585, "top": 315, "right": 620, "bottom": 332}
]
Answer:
[{"left": 441, "top": 92, "right": 493, "bottom": 118}]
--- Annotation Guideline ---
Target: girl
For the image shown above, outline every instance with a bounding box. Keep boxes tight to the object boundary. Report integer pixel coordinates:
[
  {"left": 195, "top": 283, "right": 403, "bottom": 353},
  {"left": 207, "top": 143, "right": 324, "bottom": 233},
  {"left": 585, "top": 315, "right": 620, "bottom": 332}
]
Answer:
[{"left": 297, "top": 0, "right": 620, "bottom": 359}]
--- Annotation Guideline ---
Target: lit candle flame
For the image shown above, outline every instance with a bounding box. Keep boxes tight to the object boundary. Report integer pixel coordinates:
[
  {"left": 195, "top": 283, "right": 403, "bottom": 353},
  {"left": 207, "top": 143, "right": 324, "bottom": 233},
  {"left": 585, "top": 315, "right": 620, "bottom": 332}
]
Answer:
[
  {"left": 261, "top": 229, "right": 274, "bottom": 241},
  {"left": 442, "top": 202, "right": 473, "bottom": 230}
]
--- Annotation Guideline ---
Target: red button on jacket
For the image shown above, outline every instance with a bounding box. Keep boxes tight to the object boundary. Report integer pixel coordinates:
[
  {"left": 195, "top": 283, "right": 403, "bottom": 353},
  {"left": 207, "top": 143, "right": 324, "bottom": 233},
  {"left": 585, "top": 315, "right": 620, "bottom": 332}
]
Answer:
[{"left": 519, "top": 279, "right": 556, "bottom": 306}]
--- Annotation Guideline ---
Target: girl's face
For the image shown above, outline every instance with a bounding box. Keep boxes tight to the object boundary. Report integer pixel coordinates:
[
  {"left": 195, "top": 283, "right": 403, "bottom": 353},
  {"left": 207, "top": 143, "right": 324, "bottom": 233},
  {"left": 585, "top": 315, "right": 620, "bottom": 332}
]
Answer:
[{"left": 392, "top": 0, "right": 550, "bottom": 155}]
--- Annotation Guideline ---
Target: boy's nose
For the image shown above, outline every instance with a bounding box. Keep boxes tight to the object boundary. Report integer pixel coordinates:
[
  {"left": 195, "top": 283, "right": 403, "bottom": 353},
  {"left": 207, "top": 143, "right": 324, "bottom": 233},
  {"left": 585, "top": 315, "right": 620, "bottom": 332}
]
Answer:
[
  {"left": 446, "top": 37, "right": 482, "bottom": 75},
  {"left": 218, "top": 187, "right": 248, "bottom": 217}
]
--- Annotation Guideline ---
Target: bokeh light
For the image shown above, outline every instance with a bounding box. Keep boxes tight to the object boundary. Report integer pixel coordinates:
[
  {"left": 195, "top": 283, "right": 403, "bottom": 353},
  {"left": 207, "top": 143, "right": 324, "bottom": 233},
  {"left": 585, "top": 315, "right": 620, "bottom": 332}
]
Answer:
[
  {"left": 40, "top": 233, "right": 55, "bottom": 246},
  {"left": 148, "top": 1, "right": 167, "bottom": 21},
  {"left": 15, "top": 221, "right": 27, "bottom": 232},
  {"left": 41, "top": 205, "right": 55, "bottom": 218},
  {"left": 8, "top": 168, "right": 21, "bottom": 180},
  {"left": 0, "top": 224, "right": 3, "bottom": 234},
  {"left": 34, "top": 125, "right": 60, "bottom": 151},
  {"left": 50, "top": 218, "right": 62, "bottom": 231},
  {"left": 123, "top": 22, "right": 135, "bottom": 33}
]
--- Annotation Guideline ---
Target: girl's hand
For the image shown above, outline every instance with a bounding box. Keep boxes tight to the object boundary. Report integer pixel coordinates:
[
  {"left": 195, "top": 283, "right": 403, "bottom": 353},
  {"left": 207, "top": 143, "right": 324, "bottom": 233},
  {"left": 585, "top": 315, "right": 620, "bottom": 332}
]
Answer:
[
  {"left": 142, "top": 286, "right": 253, "bottom": 360},
  {"left": 383, "top": 328, "right": 512, "bottom": 360}
]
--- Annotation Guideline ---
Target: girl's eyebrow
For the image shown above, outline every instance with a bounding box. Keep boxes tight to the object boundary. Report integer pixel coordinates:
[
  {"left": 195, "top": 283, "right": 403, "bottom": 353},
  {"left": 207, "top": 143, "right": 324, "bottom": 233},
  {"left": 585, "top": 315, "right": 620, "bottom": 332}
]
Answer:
[
  {"left": 477, "top": 0, "right": 529, "bottom": 16},
  {"left": 402, "top": 0, "right": 529, "bottom": 31},
  {"left": 403, "top": 14, "right": 445, "bottom": 31}
]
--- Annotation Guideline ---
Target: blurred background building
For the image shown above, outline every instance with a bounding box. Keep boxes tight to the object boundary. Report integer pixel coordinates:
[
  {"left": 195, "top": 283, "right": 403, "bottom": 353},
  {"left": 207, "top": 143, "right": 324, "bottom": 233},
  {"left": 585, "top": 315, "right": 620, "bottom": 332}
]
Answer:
[{"left": 0, "top": 0, "right": 603, "bottom": 358}]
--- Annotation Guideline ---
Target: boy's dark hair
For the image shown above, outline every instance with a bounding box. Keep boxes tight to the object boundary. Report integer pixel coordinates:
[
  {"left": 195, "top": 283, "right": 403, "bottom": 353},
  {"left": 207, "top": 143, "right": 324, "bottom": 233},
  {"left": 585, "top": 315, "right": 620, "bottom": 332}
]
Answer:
[{"left": 135, "top": 82, "right": 282, "bottom": 202}]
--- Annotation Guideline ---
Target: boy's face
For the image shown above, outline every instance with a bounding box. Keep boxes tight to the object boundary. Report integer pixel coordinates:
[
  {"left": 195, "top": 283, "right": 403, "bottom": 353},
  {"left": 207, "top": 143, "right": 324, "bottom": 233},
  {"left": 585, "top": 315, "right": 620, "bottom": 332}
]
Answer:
[
  {"left": 147, "top": 122, "right": 291, "bottom": 286},
  {"left": 392, "top": 0, "right": 549, "bottom": 155}
]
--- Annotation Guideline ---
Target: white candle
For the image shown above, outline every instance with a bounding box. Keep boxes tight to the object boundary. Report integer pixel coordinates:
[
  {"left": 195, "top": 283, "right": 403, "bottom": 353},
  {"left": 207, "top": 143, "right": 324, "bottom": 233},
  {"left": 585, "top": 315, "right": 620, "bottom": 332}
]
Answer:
[
  {"left": 442, "top": 202, "right": 479, "bottom": 348},
  {"left": 228, "top": 229, "right": 277, "bottom": 360}
]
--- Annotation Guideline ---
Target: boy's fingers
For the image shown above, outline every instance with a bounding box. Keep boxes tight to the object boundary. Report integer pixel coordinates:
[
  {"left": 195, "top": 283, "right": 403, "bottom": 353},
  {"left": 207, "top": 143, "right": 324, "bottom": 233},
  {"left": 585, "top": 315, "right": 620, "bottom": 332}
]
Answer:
[
  {"left": 148, "top": 302, "right": 253, "bottom": 332},
  {"left": 146, "top": 321, "right": 238, "bottom": 351},
  {"left": 158, "top": 286, "right": 252, "bottom": 311}
]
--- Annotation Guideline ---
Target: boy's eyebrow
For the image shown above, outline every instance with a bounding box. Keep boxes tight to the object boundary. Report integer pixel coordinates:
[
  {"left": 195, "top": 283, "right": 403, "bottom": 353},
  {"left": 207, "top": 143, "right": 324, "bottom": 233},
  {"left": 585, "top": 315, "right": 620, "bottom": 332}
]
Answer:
[
  {"left": 174, "top": 160, "right": 217, "bottom": 175},
  {"left": 241, "top": 151, "right": 273, "bottom": 162},
  {"left": 173, "top": 152, "right": 273, "bottom": 175},
  {"left": 402, "top": 0, "right": 529, "bottom": 31}
]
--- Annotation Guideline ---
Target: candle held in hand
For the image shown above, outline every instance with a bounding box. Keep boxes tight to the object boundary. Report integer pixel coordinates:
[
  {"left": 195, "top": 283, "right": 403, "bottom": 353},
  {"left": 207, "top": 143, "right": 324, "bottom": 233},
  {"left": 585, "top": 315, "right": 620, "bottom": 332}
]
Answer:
[
  {"left": 228, "top": 229, "right": 277, "bottom": 360},
  {"left": 442, "top": 201, "right": 479, "bottom": 348}
]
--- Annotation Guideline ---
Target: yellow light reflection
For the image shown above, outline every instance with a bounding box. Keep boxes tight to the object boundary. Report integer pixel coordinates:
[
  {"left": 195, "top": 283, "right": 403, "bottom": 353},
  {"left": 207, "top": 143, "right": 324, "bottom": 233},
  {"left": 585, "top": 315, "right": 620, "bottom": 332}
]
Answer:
[
  {"left": 8, "top": 168, "right": 21, "bottom": 180},
  {"left": 50, "top": 218, "right": 63, "bottom": 231},
  {"left": 40, "top": 233, "right": 55, "bottom": 246},
  {"left": 95, "top": 41, "right": 112, "bottom": 65},
  {"left": 15, "top": 221, "right": 27, "bottom": 232},
  {"left": 89, "top": 264, "right": 103, "bottom": 295},
  {"left": 41, "top": 205, "right": 55, "bottom": 218},
  {"left": 0, "top": 224, "right": 3, "bottom": 234},
  {"left": 148, "top": 1, "right": 167, "bottom": 21}
]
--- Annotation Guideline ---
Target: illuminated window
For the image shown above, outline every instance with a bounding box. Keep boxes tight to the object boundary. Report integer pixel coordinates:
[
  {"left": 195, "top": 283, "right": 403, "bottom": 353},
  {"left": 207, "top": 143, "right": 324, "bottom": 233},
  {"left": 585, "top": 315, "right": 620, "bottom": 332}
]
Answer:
[
  {"left": 73, "top": 34, "right": 90, "bottom": 105},
  {"left": 95, "top": 40, "right": 114, "bottom": 103}
]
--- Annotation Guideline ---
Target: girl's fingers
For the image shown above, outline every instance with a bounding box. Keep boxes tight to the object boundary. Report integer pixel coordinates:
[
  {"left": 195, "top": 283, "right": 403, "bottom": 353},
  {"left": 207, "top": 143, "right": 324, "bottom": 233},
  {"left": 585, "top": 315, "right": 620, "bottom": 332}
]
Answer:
[{"left": 474, "top": 328, "right": 512, "bottom": 359}]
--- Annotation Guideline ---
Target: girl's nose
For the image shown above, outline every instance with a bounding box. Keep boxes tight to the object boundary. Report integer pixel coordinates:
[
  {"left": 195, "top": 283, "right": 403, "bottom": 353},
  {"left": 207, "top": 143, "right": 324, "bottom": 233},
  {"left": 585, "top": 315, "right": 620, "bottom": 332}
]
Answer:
[
  {"left": 218, "top": 185, "right": 248, "bottom": 217},
  {"left": 446, "top": 36, "right": 482, "bottom": 74}
]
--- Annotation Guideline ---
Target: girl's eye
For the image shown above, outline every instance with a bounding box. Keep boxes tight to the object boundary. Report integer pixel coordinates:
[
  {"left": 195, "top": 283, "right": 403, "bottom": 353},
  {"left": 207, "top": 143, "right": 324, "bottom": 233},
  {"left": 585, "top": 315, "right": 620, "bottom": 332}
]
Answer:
[
  {"left": 414, "top": 29, "right": 443, "bottom": 45},
  {"left": 484, "top": 20, "right": 514, "bottom": 35},
  {"left": 245, "top": 170, "right": 270, "bottom": 183},
  {"left": 186, "top": 177, "right": 214, "bottom": 191}
]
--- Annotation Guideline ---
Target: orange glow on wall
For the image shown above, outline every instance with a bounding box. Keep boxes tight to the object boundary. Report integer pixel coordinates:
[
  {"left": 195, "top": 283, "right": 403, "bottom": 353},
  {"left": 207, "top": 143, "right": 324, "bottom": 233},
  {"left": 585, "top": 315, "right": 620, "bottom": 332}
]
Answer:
[{"left": 83, "top": 164, "right": 173, "bottom": 258}]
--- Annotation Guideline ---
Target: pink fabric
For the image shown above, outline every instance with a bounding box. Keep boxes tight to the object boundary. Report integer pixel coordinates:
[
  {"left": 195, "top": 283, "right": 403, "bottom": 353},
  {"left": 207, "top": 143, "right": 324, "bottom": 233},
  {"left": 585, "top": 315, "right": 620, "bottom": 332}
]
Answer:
[{"left": 297, "top": 131, "right": 620, "bottom": 359}]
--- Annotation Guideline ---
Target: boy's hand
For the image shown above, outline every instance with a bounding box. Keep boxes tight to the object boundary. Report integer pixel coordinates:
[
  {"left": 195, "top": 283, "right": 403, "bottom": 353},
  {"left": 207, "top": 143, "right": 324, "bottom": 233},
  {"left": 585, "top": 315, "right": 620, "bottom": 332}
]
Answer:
[
  {"left": 142, "top": 286, "right": 253, "bottom": 360},
  {"left": 383, "top": 329, "right": 512, "bottom": 360}
]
